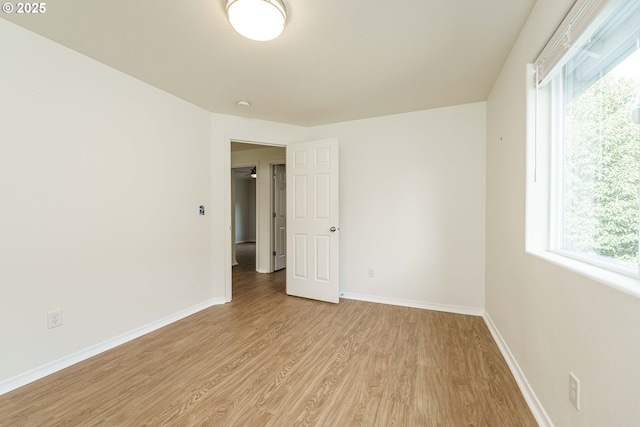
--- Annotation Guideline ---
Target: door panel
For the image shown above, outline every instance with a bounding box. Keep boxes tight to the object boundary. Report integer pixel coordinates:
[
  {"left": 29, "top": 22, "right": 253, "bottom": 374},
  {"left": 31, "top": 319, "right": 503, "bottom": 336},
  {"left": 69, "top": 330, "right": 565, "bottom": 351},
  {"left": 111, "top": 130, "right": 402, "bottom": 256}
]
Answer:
[
  {"left": 294, "top": 234, "right": 308, "bottom": 278},
  {"left": 286, "top": 138, "right": 339, "bottom": 303},
  {"left": 294, "top": 175, "right": 307, "bottom": 218},
  {"left": 315, "top": 235, "right": 331, "bottom": 282}
]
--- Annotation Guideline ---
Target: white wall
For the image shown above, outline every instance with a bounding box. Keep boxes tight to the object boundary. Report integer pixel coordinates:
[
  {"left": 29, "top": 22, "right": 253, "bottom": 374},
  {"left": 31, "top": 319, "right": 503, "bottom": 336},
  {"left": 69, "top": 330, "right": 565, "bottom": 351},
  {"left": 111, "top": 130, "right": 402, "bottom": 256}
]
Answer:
[
  {"left": 486, "top": 1, "right": 640, "bottom": 425},
  {"left": 0, "top": 20, "right": 307, "bottom": 389},
  {"left": 309, "top": 103, "right": 486, "bottom": 313},
  {"left": 231, "top": 146, "right": 286, "bottom": 274},
  {"left": 0, "top": 18, "right": 213, "bottom": 383}
]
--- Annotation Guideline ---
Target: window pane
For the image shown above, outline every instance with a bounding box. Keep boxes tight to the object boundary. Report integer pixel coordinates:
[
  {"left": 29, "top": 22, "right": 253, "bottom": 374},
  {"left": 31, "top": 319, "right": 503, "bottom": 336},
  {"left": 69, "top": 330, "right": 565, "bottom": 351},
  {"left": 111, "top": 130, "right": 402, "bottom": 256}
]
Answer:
[{"left": 561, "top": 1, "right": 640, "bottom": 269}]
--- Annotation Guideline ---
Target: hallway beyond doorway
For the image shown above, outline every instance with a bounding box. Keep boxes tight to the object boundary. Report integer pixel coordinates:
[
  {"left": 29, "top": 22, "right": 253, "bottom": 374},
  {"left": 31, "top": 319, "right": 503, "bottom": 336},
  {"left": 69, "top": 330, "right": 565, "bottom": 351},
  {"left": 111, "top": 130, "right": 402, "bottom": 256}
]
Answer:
[{"left": 233, "top": 242, "right": 285, "bottom": 299}]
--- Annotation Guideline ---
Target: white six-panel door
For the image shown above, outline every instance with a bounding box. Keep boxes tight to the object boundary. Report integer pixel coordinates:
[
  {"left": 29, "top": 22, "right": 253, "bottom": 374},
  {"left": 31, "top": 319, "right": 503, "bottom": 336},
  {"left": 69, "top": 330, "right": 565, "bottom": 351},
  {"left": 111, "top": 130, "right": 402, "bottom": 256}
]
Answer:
[
  {"left": 274, "top": 164, "right": 287, "bottom": 271},
  {"left": 286, "top": 138, "right": 340, "bottom": 303}
]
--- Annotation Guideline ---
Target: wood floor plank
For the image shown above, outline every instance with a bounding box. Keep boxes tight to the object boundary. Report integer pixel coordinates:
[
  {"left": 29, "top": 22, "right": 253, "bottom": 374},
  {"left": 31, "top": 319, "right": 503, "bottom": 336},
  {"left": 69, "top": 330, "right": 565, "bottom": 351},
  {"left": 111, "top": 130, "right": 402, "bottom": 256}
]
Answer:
[{"left": 0, "top": 243, "right": 537, "bottom": 426}]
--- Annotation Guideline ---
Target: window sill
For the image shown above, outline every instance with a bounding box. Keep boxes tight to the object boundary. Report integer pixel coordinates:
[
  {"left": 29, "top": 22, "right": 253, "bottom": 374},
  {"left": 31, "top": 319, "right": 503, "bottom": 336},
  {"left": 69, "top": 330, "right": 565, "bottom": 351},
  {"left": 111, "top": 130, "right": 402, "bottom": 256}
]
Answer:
[{"left": 526, "top": 249, "right": 640, "bottom": 299}]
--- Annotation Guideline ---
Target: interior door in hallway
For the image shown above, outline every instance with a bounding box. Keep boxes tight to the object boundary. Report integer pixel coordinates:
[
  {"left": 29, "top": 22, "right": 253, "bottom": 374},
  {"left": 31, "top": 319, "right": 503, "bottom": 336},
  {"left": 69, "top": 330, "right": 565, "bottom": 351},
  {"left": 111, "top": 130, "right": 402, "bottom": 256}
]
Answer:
[
  {"left": 286, "top": 138, "right": 340, "bottom": 303},
  {"left": 273, "top": 164, "right": 287, "bottom": 271}
]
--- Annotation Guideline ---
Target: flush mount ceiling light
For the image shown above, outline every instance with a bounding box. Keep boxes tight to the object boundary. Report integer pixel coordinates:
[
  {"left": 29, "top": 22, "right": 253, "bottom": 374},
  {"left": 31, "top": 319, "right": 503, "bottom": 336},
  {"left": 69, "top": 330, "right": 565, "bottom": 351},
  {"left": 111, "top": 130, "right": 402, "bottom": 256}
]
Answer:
[{"left": 226, "top": 0, "right": 287, "bottom": 41}]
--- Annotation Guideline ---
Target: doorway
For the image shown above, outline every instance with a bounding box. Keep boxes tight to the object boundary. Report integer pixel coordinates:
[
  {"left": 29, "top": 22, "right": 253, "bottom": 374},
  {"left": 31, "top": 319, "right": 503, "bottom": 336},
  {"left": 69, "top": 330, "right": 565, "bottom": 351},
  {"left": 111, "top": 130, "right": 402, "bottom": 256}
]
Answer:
[
  {"left": 229, "top": 141, "right": 286, "bottom": 301},
  {"left": 226, "top": 137, "right": 340, "bottom": 304},
  {"left": 232, "top": 166, "right": 257, "bottom": 267}
]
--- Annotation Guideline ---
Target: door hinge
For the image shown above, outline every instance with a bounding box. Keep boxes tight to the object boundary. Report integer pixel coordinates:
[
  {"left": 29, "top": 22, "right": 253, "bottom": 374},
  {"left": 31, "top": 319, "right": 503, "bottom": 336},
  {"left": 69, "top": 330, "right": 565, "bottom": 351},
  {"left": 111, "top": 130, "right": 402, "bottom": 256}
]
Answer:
[
  {"left": 273, "top": 251, "right": 276, "bottom": 256},
  {"left": 273, "top": 212, "right": 276, "bottom": 218}
]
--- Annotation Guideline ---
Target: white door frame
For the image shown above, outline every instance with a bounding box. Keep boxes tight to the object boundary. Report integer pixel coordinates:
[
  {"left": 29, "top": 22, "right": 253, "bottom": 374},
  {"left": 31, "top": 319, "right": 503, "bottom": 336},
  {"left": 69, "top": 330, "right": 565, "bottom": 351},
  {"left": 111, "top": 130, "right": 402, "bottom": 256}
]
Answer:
[{"left": 224, "top": 135, "right": 286, "bottom": 302}]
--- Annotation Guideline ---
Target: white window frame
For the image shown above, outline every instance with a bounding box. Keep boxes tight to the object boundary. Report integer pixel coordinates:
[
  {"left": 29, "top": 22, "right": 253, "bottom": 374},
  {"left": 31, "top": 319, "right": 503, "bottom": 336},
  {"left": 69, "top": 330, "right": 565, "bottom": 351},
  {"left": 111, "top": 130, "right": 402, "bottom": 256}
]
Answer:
[{"left": 525, "top": 0, "right": 640, "bottom": 298}]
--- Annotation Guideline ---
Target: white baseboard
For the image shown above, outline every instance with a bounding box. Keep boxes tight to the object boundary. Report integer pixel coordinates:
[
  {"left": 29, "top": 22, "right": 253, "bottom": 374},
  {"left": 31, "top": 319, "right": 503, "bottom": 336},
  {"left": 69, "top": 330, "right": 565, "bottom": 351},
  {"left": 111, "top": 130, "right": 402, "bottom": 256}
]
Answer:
[
  {"left": 483, "top": 312, "right": 554, "bottom": 427},
  {"left": 256, "top": 268, "right": 270, "bottom": 274},
  {"left": 0, "top": 298, "right": 226, "bottom": 396},
  {"left": 340, "top": 292, "right": 484, "bottom": 316}
]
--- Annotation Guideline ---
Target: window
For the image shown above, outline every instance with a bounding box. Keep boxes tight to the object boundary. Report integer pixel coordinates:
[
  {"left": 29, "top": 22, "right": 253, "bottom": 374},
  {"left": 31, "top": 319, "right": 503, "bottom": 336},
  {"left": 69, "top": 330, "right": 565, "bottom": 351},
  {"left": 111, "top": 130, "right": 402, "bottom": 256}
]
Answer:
[{"left": 530, "top": 0, "right": 640, "bottom": 278}]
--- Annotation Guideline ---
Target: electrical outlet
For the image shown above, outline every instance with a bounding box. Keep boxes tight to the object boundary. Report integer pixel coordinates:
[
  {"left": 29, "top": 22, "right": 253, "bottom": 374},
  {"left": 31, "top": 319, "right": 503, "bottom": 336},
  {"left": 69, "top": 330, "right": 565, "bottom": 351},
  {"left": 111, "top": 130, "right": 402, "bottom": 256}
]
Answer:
[
  {"left": 48, "top": 309, "right": 62, "bottom": 329},
  {"left": 368, "top": 267, "right": 375, "bottom": 278},
  {"left": 569, "top": 372, "right": 581, "bottom": 410}
]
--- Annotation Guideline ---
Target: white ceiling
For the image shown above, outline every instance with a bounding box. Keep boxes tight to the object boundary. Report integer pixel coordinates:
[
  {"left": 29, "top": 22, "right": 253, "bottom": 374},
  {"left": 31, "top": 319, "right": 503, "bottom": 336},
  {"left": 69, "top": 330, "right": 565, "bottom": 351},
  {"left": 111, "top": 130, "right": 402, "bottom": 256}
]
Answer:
[{"left": 2, "top": 0, "right": 535, "bottom": 126}]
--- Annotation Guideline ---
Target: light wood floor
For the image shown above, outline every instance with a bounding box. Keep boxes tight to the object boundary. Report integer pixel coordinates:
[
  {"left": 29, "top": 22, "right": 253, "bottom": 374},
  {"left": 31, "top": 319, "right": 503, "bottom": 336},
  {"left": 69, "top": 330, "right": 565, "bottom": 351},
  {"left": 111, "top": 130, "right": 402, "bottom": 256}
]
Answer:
[{"left": 0, "top": 243, "right": 536, "bottom": 426}]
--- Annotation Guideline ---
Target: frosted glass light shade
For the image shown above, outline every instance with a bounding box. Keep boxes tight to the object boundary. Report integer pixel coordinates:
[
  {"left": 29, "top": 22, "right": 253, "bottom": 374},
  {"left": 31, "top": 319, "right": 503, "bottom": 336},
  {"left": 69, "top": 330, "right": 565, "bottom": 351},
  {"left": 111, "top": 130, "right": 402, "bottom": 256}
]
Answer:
[{"left": 226, "top": 0, "right": 287, "bottom": 41}]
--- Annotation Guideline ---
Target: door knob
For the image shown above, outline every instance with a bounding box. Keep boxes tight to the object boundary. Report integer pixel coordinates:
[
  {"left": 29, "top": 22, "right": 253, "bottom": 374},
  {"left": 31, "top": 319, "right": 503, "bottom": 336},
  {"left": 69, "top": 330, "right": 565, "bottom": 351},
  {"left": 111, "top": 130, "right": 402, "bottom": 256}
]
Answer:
[{"left": 330, "top": 226, "right": 337, "bottom": 232}]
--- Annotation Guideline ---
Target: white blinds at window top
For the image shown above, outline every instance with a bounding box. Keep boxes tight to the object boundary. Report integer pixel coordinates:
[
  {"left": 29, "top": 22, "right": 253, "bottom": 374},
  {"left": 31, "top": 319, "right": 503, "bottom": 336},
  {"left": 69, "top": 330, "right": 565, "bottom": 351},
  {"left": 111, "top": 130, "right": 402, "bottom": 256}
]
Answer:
[{"left": 534, "top": 0, "right": 624, "bottom": 85}]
